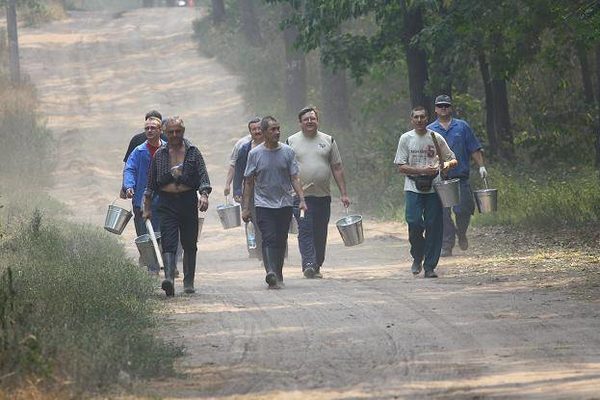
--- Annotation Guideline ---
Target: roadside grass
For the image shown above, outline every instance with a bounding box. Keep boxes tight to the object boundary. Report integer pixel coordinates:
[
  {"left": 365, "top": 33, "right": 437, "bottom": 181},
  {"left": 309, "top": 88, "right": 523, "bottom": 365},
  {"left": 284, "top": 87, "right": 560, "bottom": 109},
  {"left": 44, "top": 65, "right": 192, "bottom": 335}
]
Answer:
[{"left": 0, "top": 208, "right": 182, "bottom": 395}]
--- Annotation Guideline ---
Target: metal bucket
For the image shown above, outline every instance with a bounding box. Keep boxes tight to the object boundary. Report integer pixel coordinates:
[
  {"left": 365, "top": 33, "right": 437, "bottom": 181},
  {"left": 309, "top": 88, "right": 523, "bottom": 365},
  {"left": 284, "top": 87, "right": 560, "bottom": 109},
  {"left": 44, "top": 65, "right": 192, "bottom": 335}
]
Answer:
[
  {"left": 216, "top": 199, "right": 241, "bottom": 229},
  {"left": 434, "top": 178, "right": 460, "bottom": 208},
  {"left": 135, "top": 231, "right": 162, "bottom": 267},
  {"left": 104, "top": 201, "right": 132, "bottom": 234},
  {"left": 336, "top": 214, "right": 364, "bottom": 247},
  {"left": 474, "top": 188, "right": 498, "bottom": 213}
]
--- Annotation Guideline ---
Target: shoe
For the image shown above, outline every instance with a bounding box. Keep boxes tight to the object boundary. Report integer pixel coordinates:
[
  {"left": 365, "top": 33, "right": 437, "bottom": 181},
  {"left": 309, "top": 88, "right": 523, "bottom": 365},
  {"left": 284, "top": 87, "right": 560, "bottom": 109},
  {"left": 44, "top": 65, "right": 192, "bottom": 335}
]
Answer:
[
  {"left": 458, "top": 234, "right": 468, "bottom": 251},
  {"left": 265, "top": 272, "right": 278, "bottom": 287},
  {"left": 183, "top": 283, "right": 195, "bottom": 294},
  {"left": 411, "top": 260, "right": 422, "bottom": 275},
  {"left": 313, "top": 270, "right": 323, "bottom": 279},
  {"left": 440, "top": 248, "right": 452, "bottom": 257},
  {"left": 161, "top": 252, "right": 176, "bottom": 297},
  {"left": 424, "top": 270, "right": 438, "bottom": 278},
  {"left": 303, "top": 267, "right": 315, "bottom": 279}
]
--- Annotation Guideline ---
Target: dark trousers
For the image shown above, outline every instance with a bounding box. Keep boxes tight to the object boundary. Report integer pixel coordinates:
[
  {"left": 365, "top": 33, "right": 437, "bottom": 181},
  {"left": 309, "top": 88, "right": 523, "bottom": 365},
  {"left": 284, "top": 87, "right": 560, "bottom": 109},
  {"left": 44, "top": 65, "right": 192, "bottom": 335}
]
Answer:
[
  {"left": 157, "top": 191, "right": 198, "bottom": 254},
  {"left": 255, "top": 206, "right": 292, "bottom": 252},
  {"left": 293, "top": 196, "right": 331, "bottom": 270},
  {"left": 442, "top": 179, "right": 475, "bottom": 250},
  {"left": 405, "top": 191, "right": 443, "bottom": 271}
]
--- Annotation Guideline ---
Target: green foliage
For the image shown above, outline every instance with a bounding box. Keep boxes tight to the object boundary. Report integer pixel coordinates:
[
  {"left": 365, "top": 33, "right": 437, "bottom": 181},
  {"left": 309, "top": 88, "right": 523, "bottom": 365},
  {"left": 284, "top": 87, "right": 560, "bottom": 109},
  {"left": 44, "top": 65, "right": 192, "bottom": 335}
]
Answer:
[{"left": 0, "top": 210, "right": 181, "bottom": 390}]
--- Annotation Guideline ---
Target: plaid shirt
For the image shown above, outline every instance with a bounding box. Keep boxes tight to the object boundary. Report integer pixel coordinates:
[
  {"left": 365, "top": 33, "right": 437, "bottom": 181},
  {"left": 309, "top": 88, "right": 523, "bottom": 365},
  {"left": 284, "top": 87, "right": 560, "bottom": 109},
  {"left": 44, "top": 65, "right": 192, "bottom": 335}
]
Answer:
[{"left": 145, "top": 139, "right": 212, "bottom": 197}]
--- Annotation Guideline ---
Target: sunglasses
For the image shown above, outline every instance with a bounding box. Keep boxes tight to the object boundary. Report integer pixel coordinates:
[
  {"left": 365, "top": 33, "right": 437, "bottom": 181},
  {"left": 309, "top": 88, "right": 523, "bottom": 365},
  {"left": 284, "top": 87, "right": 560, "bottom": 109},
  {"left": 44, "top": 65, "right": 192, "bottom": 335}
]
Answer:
[
  {"left": 166, "top": 129, "right": 183, "bottom": 134},
  {"left": 436, "top": 104, "right": 451, "bottom": 109},
  {"left": 144, "top": 126, "right": 160, "bottom": 131}
]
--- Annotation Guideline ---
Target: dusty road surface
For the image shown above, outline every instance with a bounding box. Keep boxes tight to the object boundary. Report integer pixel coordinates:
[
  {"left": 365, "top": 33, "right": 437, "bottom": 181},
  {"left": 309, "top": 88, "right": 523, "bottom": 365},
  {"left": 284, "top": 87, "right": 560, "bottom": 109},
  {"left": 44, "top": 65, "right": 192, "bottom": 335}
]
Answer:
[{"left": 20, "top": 7, "right": 600, "bottom": 399}]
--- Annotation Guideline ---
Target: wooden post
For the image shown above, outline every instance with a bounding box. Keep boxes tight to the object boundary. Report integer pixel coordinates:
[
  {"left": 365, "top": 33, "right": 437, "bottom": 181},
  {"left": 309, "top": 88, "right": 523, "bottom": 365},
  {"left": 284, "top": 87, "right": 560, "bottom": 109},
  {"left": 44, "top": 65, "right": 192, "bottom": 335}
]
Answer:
[{"left": 6, "top": 0, "right": 20, "bottom": 84}]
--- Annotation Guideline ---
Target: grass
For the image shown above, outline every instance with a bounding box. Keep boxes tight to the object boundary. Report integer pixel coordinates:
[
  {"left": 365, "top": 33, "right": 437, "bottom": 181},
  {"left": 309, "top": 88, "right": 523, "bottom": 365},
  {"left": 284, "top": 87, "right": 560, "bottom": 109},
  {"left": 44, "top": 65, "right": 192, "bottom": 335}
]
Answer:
[{"left": 0, "top": 209, "right": 182, "bottom": 395}]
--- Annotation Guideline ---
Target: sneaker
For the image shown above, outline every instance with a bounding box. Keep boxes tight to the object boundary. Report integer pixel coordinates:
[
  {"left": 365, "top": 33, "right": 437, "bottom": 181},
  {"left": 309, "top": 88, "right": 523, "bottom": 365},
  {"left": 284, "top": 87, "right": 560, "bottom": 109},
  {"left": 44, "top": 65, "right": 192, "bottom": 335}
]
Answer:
[
  {"left": 458, "top": 234, "right": 468, "bottom": 251},
  {"left": 424, "top": 270, "right": 438, "bottom": 278},
  {"left": 411, "top": 260, "right": 422, "bottom": 275},
  {"left": 303, "top": 267, "right": 316, "bottom": 279},
  {"left": 266, "top": 272, "right": 278, "bottom": 287},
  {"left": 440, "top": 248, "right": 453, "bottom": 257}
]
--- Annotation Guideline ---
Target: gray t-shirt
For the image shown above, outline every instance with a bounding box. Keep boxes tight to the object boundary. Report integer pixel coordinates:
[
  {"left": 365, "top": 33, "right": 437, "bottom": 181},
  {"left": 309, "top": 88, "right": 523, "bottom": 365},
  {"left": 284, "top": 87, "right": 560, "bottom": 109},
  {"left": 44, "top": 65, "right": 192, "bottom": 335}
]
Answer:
[
  {"left": 244, "top": 143, "right": 299, "bottom": 208},
  {"left": 394, "top": 129, "right": 456, "bottom": 193}
]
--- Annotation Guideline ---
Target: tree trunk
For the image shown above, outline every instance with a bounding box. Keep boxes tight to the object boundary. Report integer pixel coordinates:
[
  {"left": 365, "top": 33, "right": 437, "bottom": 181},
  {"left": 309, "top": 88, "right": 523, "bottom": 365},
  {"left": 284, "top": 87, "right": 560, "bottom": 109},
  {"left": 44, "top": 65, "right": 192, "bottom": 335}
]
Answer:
[
  {"left": 282, "top": 4, "right": 307, "bottom": 117},
  {"left": 577, "top": 44, "right": 595, "bottom": 104},
  {"left": 6, "top": 0, "right": 20, "bottom": 84},
  {"left": 478, "top": 51, "right": 497, "bottom": 156},
  {"left": 320, "top": 62, "right": 351, "bottom": 132},
  {"left": 211, "top": 0, "right": 226, "bottom": 25},
  {"left": 490, "top": 76, "right": 513, "bottom": 159},
  {"left": 594, "top": 44, "right": 600, "bottom": 168},
  {"left": 239, "top": 0, "right": 262, "bottom": 46},
  {"left": 402, "top": 6, "right": 430, "bottom": 113}
]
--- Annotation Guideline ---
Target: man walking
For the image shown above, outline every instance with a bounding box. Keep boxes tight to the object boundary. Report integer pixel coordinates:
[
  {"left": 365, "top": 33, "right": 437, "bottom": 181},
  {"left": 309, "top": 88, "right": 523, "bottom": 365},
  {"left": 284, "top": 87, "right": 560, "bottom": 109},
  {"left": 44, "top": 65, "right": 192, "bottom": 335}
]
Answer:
[
  {"left": 286, "top": 106, "right": 350, "bottom": 279},
  {"left": 123, "top": 116, "right": 165, "bottom": 274},
  {"left": 395, "top": 106, "right": 457, "bottom": 278},
  {"left": 242, "top": 116, "right": 307, "bottom": 289},
  {"left": 428, "top": 95, "right": 487, "bottom": 257}
]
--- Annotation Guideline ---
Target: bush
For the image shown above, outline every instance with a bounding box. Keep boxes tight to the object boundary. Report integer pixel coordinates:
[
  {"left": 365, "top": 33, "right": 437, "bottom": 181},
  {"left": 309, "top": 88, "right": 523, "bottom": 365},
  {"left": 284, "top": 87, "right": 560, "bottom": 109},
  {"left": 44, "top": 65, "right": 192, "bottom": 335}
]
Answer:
[{"left": 0, "top": 210, "right": 181, "bottom": 392}]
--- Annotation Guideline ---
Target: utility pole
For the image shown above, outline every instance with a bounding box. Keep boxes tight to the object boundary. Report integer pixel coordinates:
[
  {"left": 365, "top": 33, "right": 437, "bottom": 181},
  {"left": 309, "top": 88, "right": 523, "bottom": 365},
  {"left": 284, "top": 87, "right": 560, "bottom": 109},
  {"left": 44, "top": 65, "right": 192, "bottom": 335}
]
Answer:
[{"left": 6, "top": 0, "right": 21, "bottom": 84}]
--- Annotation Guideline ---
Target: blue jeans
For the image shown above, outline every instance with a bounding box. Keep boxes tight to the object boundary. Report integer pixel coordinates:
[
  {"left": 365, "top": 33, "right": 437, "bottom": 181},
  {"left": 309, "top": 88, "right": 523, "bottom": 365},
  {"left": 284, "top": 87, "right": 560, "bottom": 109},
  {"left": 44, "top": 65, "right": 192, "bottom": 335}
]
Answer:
[
  {"left": 293, "top": 196, "right": 331, "bottom": 271},
  {"left": 442, "top": 179, "right": 475, "bottom": 250},
  {"left": 405, "top": 191, "right": 443, "bottom": 271}
]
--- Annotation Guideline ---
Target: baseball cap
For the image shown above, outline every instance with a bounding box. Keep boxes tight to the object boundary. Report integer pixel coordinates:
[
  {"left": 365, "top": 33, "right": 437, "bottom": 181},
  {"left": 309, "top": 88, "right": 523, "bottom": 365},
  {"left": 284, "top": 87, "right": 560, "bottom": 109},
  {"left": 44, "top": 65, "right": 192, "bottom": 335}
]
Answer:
[{"left": 434, "top": 94, "right": 452, "bottom": 106}]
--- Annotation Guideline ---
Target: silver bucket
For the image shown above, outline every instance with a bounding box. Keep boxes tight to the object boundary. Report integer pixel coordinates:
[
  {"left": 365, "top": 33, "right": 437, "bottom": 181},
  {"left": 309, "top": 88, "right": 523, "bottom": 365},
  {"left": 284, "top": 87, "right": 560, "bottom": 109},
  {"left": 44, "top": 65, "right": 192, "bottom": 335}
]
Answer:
[
  {"left": 104, "top": 201, "right": 132, "bottom": 235},
  {"left": 474, "top": 188, "right": 498, "bottom": 213},
  {"left": 336, "top": 215, "right": 364, "bottom": 247},
  {"left": 434, "top": 178, "right": 460, "bottom": 208},
  {"left": 216, "top": 202, "right": 241, "bottom": 229},
  {"left": 135, "top": 232, "right": 162, "bottom": 268}
]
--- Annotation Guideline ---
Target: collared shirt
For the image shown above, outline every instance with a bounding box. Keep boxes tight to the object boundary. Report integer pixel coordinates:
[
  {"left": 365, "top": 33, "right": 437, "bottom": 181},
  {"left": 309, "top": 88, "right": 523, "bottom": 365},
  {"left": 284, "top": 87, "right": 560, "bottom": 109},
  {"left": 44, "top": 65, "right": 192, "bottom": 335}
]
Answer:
[
  {"left": 145, "top": 139, "right": 212, "bottom": 197},
  {"left": 123, "top": 139, "right": 166, "bottom": 208},
  {"left": 427, "top": 118, "right": 481, "bottom": 179},
  {"left": 123, "top": 131, "right": 168, "bottom": 162}
]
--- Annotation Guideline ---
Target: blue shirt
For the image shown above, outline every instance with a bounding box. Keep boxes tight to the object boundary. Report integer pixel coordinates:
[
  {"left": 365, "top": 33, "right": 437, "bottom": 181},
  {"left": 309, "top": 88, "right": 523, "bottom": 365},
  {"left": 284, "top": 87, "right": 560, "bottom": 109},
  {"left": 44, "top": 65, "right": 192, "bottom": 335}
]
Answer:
[
  {"left": 123, "top": 139, "right": 165, "bottom": 208},
  {"left": 428, "top": 118, "right": 481, "bottom": 179}
]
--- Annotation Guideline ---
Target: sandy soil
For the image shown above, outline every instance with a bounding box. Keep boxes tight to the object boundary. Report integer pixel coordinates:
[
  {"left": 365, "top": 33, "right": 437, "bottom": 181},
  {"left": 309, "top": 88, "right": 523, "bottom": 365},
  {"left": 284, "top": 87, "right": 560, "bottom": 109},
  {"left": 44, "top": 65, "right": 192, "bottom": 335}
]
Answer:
[{"left": 19, "top": 7, "right": 600, "bottom": 399}]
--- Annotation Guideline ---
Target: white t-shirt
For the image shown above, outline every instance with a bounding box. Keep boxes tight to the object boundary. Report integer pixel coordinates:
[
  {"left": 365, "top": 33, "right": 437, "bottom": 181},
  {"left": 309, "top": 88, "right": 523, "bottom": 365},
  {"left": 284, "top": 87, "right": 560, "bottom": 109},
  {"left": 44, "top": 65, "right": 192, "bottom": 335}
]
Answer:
[
  {"left": 394, "top": 129, "right": 455, "bottom": 193},
  {"left": 286, "top": 130, "right": 342, "bottom": 197},
  {"left": 229, "top": 134, "right": 252, "bottom": 166}
]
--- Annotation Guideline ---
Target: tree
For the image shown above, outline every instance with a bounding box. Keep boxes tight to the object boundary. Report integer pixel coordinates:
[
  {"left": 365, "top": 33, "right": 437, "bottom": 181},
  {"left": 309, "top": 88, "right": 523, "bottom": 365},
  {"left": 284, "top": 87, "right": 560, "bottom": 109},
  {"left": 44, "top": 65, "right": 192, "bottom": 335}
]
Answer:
[
  {"left": 239, "top": 0, "right": 262, "bottom": 46},
  {"left": 6, "top": 0, "right": 20, "bottom": 83},
  {"left": 211, "top": 0, "right": 225, "bottom": 25},
  {"left": 281, "top": 3, "right": 307, "bottom": 116}
]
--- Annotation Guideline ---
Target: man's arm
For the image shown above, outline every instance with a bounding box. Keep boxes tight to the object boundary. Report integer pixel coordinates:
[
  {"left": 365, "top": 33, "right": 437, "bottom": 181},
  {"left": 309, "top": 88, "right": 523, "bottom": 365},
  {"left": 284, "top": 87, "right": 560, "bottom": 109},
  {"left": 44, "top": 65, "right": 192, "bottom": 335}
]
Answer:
[
  {"left": 291, "top": 174, "right": 307, "bottom": 213},
  {"left": 331, "top": 163, "right": 350, "bottom": 208},
  {"left": 471, "top": 150, "right": 487, "bottom": 178},
  {"left": 241, "top": 176, "right": 255, "bottom": 222},
  {"left": 224, "top": 165, "right": 234, "bottom": 196}
]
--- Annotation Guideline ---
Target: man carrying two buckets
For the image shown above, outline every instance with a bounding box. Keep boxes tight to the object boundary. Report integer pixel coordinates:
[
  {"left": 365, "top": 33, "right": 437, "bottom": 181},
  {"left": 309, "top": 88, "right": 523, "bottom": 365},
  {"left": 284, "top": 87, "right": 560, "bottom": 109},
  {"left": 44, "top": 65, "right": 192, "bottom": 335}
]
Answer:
[{"left": 395, "top": 106, "right": 458, "bottom": 278}]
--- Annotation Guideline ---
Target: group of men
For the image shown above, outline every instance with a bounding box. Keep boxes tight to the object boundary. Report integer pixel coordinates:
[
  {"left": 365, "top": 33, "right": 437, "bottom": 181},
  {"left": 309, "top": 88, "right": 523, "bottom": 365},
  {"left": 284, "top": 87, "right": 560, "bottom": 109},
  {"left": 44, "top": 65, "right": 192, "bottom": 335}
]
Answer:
[
  {"left": 122, "top": 111, "right": 211, "bottom": 296},
  {"left": 120, "top": 94, "right": 487, "bottom": 295},
  {"left": 229, "top": 107, "right": 350, "bottom": 289}
]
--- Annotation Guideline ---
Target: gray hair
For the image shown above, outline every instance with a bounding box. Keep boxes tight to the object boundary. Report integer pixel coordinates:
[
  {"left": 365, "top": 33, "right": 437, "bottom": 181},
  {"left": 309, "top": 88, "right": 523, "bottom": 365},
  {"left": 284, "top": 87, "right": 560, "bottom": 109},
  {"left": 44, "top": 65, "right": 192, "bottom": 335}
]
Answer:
[
  {"left": 164, "top": 116, "right": 185, "bottom": 131},
  {"left": 260, "top": 116, "right": 278, "bottom": 133}
]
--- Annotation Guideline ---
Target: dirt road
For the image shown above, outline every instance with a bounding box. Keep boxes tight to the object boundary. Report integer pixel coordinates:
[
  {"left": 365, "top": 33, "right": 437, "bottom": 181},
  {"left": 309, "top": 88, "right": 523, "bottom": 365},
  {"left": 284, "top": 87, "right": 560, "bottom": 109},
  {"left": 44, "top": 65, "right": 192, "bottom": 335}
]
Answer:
[{"left": 20, "top": 7, "right": 600, "bottom": 399}]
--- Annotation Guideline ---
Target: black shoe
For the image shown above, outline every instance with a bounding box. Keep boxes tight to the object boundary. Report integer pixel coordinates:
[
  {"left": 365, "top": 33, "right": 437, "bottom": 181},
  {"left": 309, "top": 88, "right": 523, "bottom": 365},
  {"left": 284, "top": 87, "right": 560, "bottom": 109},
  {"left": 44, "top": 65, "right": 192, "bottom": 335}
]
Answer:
[
  {"left": 411, "top": 260, "right": 422, "bottom": 275},
  {"left": 183, "top": 283, "right": 195, "bottom": 294},
  {"left": 161, "top": 279, "right": 175, "bottom": 296},
  {"left": 303, "top": 267, "right": 315, "bottom": 279},
  {"left": 424, "top": 270, "right": 438, "bottom": 278},
  {"left": 440, "top": 248, "right": 452, "bottom": 257},
  {"left": 266, "top": 272, "right": 278, "bottom": 287},
  {"left": 458, "top": 234, "right": 468, "bottom": 251}
]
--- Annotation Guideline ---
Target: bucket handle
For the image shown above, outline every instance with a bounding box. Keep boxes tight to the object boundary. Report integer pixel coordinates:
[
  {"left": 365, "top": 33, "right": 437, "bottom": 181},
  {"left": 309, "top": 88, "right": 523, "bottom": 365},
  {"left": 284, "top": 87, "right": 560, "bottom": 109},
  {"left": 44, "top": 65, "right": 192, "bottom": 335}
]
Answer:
[
  {"left": 110, "top": 197, "right": 132, "bottom": 211},
  {"left": 483, "top": 177, "right": 489, "bottom": 190}
]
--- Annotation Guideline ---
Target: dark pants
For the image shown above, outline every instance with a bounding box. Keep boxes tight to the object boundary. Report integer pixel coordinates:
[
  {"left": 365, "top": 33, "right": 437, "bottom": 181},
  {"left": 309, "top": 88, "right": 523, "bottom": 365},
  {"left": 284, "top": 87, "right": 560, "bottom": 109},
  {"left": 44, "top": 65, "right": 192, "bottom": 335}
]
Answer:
[
  {"left": 157, "top": 191, "right": 198, "bottom": 253},
  {"left": 405, "top": 191, "right": 443, "bottom": 272},
  {"left": 255, "top": 206, "right": 292, "bottom": 252},
  {"left": 442, "top": 179, "right": 475, "bottom": 250},
  {"left": 293, "top": 196, "right": 331, "bottom": 271}
]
